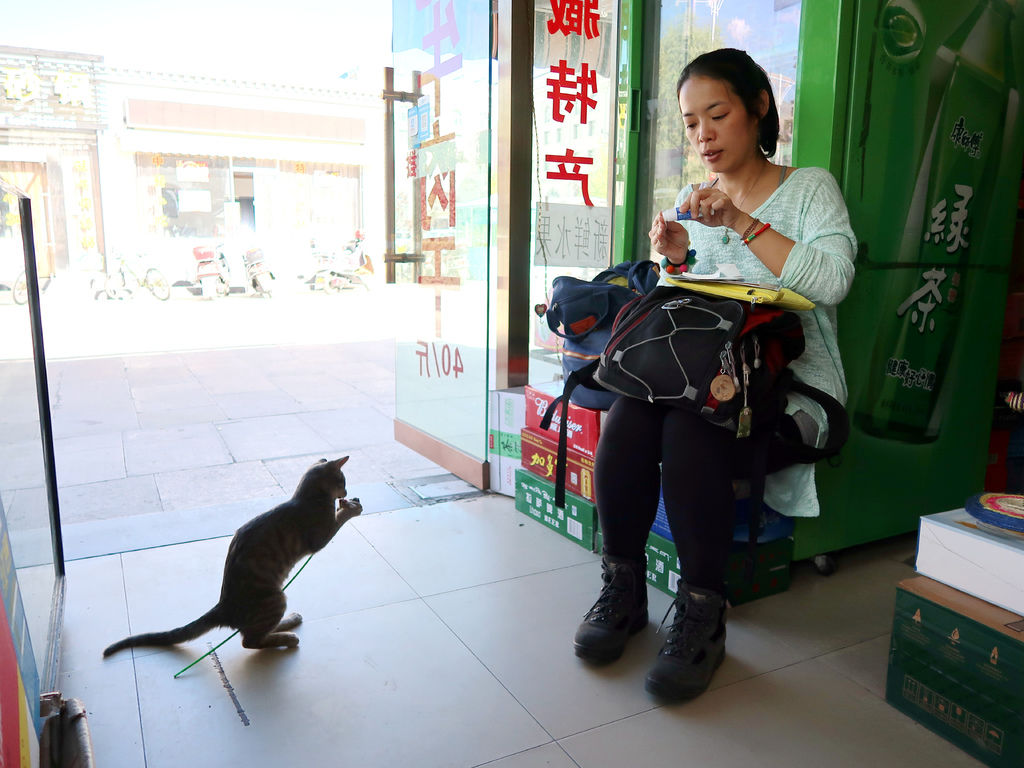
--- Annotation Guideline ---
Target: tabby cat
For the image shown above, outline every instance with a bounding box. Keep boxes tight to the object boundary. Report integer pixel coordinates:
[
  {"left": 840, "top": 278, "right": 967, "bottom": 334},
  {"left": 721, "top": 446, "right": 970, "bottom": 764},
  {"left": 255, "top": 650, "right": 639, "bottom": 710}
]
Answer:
[{"left": 103, "top": 457, "right": 362, "bottom": 657}]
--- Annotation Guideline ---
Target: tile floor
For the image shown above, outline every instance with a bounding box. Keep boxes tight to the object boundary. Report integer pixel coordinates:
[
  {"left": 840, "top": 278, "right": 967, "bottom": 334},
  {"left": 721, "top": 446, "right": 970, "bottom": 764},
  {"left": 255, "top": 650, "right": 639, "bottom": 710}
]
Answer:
[
  {"left": 5, "top": 292, "right": 985, "bottom": 767},
  {"left": 59, "top": 494, "right": 985, "bottom": 768}
]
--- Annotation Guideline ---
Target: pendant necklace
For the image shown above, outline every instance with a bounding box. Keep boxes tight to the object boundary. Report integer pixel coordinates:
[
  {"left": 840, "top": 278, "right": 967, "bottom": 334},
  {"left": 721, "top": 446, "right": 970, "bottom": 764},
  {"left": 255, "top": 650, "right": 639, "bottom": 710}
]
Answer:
[{"left": 720, "top": 164, "right": 768, "bottom": 245}]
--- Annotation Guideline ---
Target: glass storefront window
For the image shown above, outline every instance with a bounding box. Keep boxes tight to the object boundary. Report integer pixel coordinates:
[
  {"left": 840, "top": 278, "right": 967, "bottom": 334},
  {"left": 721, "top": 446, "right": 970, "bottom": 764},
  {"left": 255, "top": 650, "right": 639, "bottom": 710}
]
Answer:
[
  {"left": 136, "top": 153, "right": 231, "bottom": 240},
  {"left": 638, "top": 1, "right": 802, "bottom": 255},
  {"left": 528, "top": 0, "right": 621, "bottom": 383},
  {"left": 390, "top": 0, "right": 494, "bottom": 460}
]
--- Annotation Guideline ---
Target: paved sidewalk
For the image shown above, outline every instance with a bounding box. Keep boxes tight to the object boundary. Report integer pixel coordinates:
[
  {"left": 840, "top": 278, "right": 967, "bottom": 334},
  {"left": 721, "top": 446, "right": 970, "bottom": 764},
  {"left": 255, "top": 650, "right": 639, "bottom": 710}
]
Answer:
[{"left": 2, "top": 276, "right": 484, "bottom": 559}]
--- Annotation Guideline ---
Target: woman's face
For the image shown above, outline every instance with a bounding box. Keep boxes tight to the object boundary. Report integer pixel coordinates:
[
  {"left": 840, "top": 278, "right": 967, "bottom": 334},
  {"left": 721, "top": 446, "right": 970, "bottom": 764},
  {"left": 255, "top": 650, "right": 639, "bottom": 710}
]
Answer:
[{"left": 678, "top": 75, "right": 763, "bottom": 174}]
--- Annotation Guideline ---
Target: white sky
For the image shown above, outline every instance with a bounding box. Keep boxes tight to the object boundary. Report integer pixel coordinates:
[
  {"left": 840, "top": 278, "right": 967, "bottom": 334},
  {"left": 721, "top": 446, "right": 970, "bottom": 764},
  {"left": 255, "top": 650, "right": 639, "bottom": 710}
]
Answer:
[{"left": 1, "top": 0, "right": 394, "bottom": 85}]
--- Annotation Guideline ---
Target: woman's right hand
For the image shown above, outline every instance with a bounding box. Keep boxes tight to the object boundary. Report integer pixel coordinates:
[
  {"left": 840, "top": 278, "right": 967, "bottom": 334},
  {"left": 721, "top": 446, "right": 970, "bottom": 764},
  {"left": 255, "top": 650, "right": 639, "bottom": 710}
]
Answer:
[{"left": 649, "top": 211, "right": 691, "bottom": 264}]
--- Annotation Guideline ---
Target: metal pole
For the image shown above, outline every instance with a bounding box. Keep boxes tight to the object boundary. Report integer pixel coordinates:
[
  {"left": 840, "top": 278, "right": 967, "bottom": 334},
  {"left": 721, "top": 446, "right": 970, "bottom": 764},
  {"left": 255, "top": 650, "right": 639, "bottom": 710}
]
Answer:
[{"left": 384, "top": 67, "right": 397, "bottom": 283}]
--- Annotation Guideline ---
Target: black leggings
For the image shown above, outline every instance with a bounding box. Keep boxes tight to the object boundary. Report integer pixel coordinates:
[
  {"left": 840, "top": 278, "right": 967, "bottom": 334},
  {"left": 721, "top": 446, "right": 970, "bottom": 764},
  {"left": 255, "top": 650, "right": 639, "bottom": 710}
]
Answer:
[{"left": 594, "top": 397, "right": 801, "bottom": 594}]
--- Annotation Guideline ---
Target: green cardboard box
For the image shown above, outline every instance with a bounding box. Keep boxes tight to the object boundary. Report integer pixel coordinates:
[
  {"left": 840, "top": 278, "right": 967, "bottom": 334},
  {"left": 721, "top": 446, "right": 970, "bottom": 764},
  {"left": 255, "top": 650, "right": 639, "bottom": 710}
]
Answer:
[
  {"left": 886, "top": 576, "right": 1024, "bottom": 768},
  {"left": 514, "top": 468, "right": 596, "bottom": 550},
  {"left": 596, "top": 528, "right": 792, "bottom": 605}
]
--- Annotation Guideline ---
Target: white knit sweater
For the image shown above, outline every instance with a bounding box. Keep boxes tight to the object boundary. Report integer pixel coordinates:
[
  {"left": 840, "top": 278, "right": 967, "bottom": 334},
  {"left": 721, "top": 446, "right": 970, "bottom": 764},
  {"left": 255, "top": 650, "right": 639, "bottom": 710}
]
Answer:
[{"left": 669, "top": 166, "right": 858, "bottom": 517}]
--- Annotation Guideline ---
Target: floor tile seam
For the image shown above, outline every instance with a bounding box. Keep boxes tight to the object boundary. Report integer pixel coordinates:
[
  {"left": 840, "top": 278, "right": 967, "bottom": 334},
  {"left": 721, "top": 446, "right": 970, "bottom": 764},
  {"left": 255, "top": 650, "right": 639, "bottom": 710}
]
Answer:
[
  {"left": 552, "top": 645, "right": 883, "bottom": 746},
  {"left": 343, "top": 521, "right": 591, "bottom": 605},
  {"left": 699, "top": 634, "right": 892, "bottom": 702},
  {"left": 411, "top": 561, "right": 599, "bottom": 601},
  {"left": 810, "top": 630, "right": 893, "bottom": 699},
  {"left": 552, "top": 700, "right": 662, "bottom": 744},
  {"left": 418, "top": 590, "right": 559, "bottom": 748},
  {"left": 114, "top": 551, "right": 151, "bottom": 768},
  {"left": 469, "top": 740, "right": 582, "bottom": 768},
  {"left": 762, "top": 626, "right": 895, "bottom": 672},
  {"left": 62, "top": 532, "right": 236, "bottom": 561},
  {"left": 346, "top": 523, "right": 425, "bottom": 601}
]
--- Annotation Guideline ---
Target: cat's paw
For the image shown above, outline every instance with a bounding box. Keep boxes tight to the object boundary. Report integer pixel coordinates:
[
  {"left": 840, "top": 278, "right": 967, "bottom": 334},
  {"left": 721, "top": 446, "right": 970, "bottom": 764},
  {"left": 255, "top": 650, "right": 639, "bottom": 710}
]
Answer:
[{"left": 337, "top": 497, "right": 362, "bottom": 517}]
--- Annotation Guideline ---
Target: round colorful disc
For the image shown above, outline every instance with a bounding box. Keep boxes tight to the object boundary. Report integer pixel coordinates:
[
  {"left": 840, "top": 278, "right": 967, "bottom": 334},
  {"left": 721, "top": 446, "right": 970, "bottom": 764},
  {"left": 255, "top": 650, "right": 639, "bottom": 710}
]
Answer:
[{"left": 964, "top": 492, "right": 1024, "bottom": 533}]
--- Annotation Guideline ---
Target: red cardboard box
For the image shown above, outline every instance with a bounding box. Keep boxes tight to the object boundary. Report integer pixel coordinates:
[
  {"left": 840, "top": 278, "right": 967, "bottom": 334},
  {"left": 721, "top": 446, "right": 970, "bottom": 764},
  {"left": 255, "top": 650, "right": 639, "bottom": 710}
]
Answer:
[
  {"left": 520, "top": 426, "right": 596, "bottom": 502},
  {"left": 524, "top": 382, "right": 603, "bottom": 458}
]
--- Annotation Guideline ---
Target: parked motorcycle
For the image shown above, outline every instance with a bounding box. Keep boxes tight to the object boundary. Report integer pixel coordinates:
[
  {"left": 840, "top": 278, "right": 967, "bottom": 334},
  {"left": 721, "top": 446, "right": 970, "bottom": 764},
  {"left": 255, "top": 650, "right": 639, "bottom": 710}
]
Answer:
[
  {"left": 242, "top": 246, "right": 274, "bottom": 297},
  {"left": 306, "top": 232, "right": 370, "bottom": 293},
  {"left": 193, "top": 245, "right": 230, "bottom": 298}
]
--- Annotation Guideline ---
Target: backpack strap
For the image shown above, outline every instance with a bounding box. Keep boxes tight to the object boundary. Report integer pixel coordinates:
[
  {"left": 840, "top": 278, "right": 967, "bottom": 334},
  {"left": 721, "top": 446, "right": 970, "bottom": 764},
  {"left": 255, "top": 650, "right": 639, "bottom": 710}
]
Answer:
[
  {"left": 744, "top": 427, "right": 772, "bottom": 583},
  {"left": 745, "top": 380, "right": 849, "bottom": 583},
  {"left": 779, "top": 380, "right": 849, "bottom": 462},
  {"left": 540, "top": 360, "right": 602, "bottom": 509}
]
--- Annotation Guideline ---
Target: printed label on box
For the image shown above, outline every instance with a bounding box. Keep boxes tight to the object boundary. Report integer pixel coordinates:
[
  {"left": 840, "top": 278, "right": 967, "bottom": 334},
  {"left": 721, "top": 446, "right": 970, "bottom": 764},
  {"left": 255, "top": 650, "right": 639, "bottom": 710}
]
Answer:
[
  {"left": 514, "top": 468, "right": 595, "bottom": 549},
  {"left": 524, "top": 383, "right": 602, "bottom": 458},
  {"left": 520, "top": 426, "right": 595, "bottom": 501}
]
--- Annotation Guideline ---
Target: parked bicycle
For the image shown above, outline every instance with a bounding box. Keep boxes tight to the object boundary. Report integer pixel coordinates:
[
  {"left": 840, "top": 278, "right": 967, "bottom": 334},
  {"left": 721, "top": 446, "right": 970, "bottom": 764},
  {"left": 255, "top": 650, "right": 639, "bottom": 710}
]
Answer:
[
  {"left": 11, "top": 271, "right": 27, "bottom": 304},
  {"left": 101, "top": 253, "right": 171, "bottom": 301}
]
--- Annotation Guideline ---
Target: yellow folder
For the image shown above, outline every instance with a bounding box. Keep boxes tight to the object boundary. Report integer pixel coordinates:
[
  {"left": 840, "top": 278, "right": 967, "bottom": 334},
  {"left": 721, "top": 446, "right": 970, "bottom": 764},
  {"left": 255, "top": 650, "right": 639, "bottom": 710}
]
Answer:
[{"left": 664, "top": 276, "right": 815, "bottom": 311}]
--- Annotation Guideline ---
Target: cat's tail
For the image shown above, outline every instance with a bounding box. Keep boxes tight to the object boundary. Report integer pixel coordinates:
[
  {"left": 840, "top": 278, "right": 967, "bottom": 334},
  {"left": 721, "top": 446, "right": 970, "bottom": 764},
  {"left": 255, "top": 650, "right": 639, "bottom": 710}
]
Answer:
[{"left": 103, "top": 605, "right": 226, "bottom": 657}]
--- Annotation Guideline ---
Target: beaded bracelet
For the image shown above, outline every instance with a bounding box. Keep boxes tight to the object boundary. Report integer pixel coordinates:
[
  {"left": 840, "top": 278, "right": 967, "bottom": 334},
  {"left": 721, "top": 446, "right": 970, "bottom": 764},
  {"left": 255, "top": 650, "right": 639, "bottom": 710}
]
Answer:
[
  {"left": 660, "top": 248, "right": 697, "bottom": 275},
  {"left": 741, "top": 218, "right": 761, "bottom": 240},
  {"left": 744, "top": 222, "right": 771, "bottom": 246}
]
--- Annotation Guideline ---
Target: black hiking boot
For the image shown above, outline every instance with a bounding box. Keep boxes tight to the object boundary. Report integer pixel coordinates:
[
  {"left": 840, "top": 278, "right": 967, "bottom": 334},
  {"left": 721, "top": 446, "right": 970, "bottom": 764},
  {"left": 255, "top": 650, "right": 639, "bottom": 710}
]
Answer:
[
  {"left": 644, "top": 584, "right": 726, "bottom": 701},
  {"left": 573, "top": 554, "right": 649, "bottom": 664}
]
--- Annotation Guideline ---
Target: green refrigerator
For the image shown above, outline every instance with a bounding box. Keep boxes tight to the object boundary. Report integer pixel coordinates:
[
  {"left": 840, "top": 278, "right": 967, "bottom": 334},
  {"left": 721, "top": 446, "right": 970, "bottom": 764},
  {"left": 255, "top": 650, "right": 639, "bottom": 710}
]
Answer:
[{"left": 794, "top": 0, "right": 1024, "bottom": 561}]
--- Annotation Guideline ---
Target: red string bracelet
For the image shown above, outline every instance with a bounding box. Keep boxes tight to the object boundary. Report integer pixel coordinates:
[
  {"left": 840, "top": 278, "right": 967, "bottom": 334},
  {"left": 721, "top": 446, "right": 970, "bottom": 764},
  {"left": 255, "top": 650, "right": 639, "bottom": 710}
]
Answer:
[{"left": 745, "top": 221, "right": 770, "bottom": 244}]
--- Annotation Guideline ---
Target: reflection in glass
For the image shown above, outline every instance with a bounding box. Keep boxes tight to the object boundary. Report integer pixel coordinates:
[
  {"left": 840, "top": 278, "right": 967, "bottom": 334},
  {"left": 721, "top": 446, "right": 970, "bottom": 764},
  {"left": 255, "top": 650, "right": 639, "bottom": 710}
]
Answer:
[
  {"left": 391, "top": 0, "right": 494, "bottom": 460},
  {"left": 0, "top": 178, "right": 61, "bottom": 720},
  {"left": 528, "top": 0, "right": 621, "bottom": 384},
  {"left": 644, "top": 1, "right": 802, "bottom": 248}
]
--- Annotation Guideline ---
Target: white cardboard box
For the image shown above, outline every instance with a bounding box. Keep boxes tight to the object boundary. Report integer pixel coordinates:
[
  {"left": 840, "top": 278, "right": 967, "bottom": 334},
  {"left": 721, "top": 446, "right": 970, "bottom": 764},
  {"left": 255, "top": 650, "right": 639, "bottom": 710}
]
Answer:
[
  {"left": 488, "top": 387, "right": 526, "bottom": 496},
  {"left": 915, "top": 508, "right": 1024, "bottom": 616}
]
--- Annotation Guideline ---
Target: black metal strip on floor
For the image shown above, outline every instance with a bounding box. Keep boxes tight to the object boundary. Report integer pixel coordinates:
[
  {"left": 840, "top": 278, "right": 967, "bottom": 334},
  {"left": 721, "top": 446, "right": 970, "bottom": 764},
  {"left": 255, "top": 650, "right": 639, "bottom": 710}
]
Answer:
[{"left": 209, "top": 647, "right": 249, "bottom": 726}]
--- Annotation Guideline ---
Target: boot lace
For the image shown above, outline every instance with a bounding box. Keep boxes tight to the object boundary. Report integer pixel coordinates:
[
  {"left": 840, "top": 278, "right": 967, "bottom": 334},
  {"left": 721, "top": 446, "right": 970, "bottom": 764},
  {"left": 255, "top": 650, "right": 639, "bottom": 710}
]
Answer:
[
  {"left": 583, "top": 562, "right": 635, "bottom": 624},
  {"left": 656, "top": 594, "right": 718, "bottom": 660}
]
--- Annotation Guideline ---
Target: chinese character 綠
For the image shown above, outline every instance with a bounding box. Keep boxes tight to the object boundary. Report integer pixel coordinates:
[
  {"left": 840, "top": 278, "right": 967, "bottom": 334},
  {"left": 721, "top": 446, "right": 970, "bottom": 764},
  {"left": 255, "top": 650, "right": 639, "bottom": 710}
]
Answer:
[
  {"left": 923, "top": 199, "right": 946, "bottom": 245},
  {"left": 945, "top": 183, "right": 972, "bottom": 254}
]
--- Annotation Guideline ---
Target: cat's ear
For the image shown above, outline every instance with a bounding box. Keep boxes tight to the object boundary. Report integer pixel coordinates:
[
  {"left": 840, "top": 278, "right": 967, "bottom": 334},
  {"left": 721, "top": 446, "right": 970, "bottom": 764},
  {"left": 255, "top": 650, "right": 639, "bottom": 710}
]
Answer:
[{"left": 333, "top": 456, "right": 350, "bottom": 468}]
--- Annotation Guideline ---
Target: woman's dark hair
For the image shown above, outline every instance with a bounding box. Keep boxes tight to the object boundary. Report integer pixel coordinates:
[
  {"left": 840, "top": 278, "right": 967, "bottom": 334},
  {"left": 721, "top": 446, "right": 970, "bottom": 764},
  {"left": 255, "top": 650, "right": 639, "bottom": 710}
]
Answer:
[{"left": 676, "top": 48, "right": 780, "bottom": 158}]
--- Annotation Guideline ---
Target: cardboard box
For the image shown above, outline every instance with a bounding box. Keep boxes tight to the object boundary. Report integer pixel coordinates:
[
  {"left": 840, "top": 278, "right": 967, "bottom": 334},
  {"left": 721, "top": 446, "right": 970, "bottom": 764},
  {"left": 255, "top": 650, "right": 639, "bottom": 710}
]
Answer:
[
  {"left": 886, "top": 576, "right": 1024, "bottom": 768},
  {"left": 523, "top": 381, "right": 603, "bottom": 458},
  {"left": 520, "top": 426, "right": 595, "bottom": 502},
  {"left": 915, "top": 509, "right": 1024, "bottom": 616},
  {"left": 652, "top": 492, "right": 794, "bottom": 544},
  {"left": 644, "top": 531, "right": 792, "bottom": 606},
  {"left": 514, "top": 468, "right": 596, "bottom": 550},
  {"left": 488, "top": 387, "right": 526, "bottom": 496}
]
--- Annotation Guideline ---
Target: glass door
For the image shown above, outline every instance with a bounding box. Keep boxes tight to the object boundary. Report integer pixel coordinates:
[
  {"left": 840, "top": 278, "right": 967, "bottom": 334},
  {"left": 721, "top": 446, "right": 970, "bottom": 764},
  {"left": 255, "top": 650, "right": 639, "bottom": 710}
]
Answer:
[
  {"left": 386, "top": 0, "right": 495, "bottom": 478},
  {"left": 0, "top": 177, "right": 65, "bottom": 736}
]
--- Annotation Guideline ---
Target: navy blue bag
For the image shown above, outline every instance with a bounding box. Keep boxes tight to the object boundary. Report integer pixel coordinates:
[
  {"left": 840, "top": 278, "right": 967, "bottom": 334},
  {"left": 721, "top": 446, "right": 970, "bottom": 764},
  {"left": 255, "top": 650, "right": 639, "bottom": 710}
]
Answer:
[{"left": 543, "top": 261, "right": 658, "bottom": 410}]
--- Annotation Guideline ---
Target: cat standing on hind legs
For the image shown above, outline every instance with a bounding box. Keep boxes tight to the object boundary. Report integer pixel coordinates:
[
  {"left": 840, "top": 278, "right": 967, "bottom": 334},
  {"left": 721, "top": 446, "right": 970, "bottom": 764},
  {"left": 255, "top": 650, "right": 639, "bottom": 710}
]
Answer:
[{"left": 103, "top": 457, "right": 362, "bottom": 657}]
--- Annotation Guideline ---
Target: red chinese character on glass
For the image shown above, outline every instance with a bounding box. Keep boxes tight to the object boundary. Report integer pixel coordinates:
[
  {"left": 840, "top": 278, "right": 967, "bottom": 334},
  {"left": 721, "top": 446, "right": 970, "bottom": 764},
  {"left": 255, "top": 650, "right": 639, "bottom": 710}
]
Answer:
[
  {"left": 547, "top": 60, "right": 597, "bottom": 124},
  {"left": 548, "top": 0, "right": 600, "bottom": 39},
  {"left": 417, "top": 0, "right": 463, "bottom": 79},
  {"left": 546, "top": 149, "right": 594, "bottom": 206},
  {"left": 420, "top": 170, "right": 456, "bottom": 230}
]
